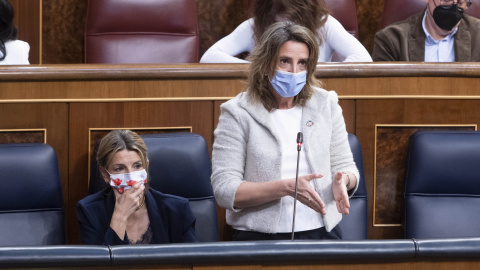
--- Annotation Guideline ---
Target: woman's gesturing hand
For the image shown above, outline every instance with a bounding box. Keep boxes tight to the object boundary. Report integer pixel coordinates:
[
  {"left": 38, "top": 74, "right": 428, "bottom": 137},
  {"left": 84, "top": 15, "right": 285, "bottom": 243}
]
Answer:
[
  {"left": 292, "top": 173, "right": 326, "bottom": 215},
  {"left": 332, "top": 172, "right": 350, "bottom": 215}
]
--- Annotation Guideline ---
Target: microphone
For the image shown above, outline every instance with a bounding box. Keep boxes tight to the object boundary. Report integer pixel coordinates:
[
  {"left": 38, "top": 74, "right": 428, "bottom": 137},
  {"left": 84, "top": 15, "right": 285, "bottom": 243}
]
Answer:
[{"left": 291, "top": 132, "right": 303, "bottom": 240}]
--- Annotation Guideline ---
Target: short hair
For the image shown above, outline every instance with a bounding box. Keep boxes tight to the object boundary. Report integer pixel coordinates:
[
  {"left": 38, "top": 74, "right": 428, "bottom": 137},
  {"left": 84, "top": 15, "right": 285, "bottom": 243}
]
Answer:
[
  {"left": 247, "top": 21, "right": 322, "bottom": 111},
  {"left": 0, "top": 0, "right": 18, "bottom": 61},
  {"left": 252, "top": 0, "right": 329, "bottom": 43},
  {"left": 97, "top": 130, "right": 150, "bottom": 190}
]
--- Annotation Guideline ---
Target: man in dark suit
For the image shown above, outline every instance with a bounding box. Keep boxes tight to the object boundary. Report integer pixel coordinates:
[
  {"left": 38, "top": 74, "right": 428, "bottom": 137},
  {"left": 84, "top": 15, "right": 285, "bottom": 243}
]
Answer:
[{"left": 372, "top": 0, "right": 480, "bottom": 62}]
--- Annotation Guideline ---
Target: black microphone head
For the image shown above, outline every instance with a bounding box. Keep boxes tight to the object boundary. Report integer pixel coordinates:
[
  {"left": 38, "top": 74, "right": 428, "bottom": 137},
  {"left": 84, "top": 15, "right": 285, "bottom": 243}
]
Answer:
[
  {"left": 296, "top": 132, "right": 303, "bottom": 151},
  {"left": 297, "top": 132, "right": 303, "bottom": 144}
]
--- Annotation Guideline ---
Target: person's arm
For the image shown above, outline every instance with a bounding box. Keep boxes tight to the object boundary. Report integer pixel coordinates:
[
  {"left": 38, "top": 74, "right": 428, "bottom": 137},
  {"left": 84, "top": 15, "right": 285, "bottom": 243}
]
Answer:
[
  {"left": 200, "top": 19, "right": 255, "bottom": 63},
  {"left": 235, "top": 173, "right": 327, "bottom": 214},
  {"left": 372, "top": 30, "right": 398, "bottom": 61},
  {"left": 77, "top": 202, "right": 107, "bottom": 245},
  {"left": 327, "top": 92, "right": 360, "bottom": 215},
  {"left": 77, "top": 200, "right": 129, "bottom": 245},
  {"left": 322, "top": 16, "right": 372, "bottom": 62}
]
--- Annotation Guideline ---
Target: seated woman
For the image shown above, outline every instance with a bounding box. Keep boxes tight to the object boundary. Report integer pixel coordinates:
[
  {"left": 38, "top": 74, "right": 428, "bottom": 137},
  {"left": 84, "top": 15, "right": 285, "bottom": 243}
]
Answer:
[
  {"left": 211, "top": 21, "right": 360, "bottom": 240},
  {"left": 0, "top": 0, "right": 29, "bottom": 65},
  {"left": 200, "top": 0, "right": 371, "bottom": 63},
  {"left": 77, "top": 130, "right": 198, "bottom": 245}
]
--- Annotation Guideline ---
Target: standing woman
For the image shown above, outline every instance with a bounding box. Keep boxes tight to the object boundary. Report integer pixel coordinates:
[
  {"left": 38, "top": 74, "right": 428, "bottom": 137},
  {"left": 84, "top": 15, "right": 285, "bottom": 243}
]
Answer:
[
  {"left": 211, "top": 21, "right": 360, "bottom": 240},
  {"left": 0, "top": 0, "right": 29, "bottom": 65},
  {"left": 200, "top": 0, "right": 371, "bottom": 63},
  {"left": 77, "top": 130, "right": 198, "bottom": 245}
]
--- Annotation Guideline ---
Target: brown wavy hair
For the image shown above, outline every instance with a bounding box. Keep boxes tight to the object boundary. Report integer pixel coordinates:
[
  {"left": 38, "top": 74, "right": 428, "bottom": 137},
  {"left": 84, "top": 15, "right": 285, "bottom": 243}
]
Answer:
[
  {"left": 252, "top": 0, "right": 329, "bottom": 44},
  {"left": 247, "top": 21, "right": 322, "bottom": 111}
]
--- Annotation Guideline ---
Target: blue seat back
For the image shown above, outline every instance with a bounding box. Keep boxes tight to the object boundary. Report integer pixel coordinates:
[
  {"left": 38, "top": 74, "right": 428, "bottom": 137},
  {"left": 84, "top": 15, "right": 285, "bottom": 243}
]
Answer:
[
  {"left": 337, "top": 134, "right": 368, "bottom": 240},
  {"left": 0, "top": 143, "right": 64, "bottom": 245},
  {"left": 404, "top": 131, "right": 480, "bottom": 238}
]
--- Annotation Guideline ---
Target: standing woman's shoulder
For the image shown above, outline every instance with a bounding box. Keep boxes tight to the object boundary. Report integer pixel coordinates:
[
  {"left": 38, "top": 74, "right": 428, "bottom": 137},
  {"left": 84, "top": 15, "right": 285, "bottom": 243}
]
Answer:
[{"left": 309, "top": 87, "right": 340, "bottom": 107}]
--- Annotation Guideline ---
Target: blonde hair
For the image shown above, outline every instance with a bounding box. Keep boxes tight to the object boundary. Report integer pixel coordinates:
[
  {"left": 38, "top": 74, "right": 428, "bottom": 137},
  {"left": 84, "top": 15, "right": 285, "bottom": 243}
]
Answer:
[
  {"left": 97, "top": 130, "right": 150, "bottom": 189},
  {"left": 247, "top": 21, "right": 322, "bottom": 111}
]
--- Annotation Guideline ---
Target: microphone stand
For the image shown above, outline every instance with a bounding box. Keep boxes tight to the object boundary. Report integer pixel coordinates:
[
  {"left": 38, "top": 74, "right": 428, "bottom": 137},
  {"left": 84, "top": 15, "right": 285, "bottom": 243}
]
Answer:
[{"left": 291, "top": 132, "right": 303, "bottom": 240}]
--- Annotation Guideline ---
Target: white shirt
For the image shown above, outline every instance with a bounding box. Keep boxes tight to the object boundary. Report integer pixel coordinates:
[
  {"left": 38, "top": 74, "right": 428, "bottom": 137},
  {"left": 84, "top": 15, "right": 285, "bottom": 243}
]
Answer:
[
  {"left": 200, "top": 16, "right": 372, "bottom": 63},
  {"left": 270, "top": 106, "right": 324, "bottom": 233},
  {"left": 422, "top": 12, "right": 457, "bottom": 62},
  {"left": 0, "top": 40, "right": 30, "bottom": 65}
]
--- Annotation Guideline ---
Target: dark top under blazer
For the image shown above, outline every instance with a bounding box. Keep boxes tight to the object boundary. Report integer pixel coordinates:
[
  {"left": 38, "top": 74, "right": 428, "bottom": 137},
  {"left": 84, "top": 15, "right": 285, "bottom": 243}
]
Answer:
[{"left": 77, "top": 187, "right": 198, "bottom": 245}]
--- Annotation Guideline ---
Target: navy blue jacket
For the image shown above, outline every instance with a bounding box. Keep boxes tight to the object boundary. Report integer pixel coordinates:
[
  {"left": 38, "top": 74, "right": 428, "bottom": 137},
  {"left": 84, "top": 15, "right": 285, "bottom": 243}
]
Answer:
[{"left": 77, "top": 187, "right": 198, "bottom": 245}]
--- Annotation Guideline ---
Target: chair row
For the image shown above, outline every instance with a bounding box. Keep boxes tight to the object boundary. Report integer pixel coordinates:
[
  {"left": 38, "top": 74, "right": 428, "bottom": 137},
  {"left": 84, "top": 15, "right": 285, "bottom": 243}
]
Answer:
[
  {"left": 1, "top": 131, "right": 479, "bottom": 245},
  {"left": 1, "top": 238, "right": 480, "bottom": 268},
  {"left": 84, "top": 0, "right": 480, "bottom": 64},
  {"left": 78, "top": 130, "right": 480, "bottom": 241}
]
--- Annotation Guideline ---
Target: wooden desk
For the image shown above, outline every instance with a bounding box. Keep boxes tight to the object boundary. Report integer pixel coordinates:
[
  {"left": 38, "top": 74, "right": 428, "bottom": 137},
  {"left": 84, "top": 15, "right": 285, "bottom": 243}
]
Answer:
[{"left": 1, "top": 63, "right": 479, "bottom": 243}]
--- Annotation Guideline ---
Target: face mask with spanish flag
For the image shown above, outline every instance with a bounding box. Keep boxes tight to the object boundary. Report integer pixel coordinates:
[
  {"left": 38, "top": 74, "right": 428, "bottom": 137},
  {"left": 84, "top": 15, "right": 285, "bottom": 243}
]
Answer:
[{"left": 107, "top": 169, "right": 147, "bottom": 194}]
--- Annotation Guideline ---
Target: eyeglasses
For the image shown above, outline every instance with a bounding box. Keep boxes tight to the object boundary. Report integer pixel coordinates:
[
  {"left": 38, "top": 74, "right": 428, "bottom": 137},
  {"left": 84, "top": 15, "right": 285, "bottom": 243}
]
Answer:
[{"left": 439, "top": 0, "right": 473, "bottom": 8}]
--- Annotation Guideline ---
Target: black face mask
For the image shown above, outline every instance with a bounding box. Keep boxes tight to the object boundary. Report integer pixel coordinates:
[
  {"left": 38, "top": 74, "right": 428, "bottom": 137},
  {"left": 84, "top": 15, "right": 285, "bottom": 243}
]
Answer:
[{"left": 432, "top": 2, "right": 464, "bottom": 31}]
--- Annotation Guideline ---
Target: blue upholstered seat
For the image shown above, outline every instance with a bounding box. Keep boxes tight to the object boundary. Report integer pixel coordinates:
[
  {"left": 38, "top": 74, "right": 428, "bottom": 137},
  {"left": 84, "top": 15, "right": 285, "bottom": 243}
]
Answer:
[
  {"left": 0, "top": 143, "right": 65, "bottom": 245},
  {"left": 337, "top": 133, "right": 368, "bottom": 240},
  {"left": 141, "top": 133, "right": 219, "bottom": 242},
  {"left": 404, "top": 131, "right": 480, "bottom": 239}
]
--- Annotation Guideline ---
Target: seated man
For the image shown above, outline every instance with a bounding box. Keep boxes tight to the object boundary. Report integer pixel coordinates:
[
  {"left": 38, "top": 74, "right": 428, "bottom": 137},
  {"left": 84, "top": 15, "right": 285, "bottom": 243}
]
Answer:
[{"left": 372, "top": 0, "right": 480, "bottom": 62}]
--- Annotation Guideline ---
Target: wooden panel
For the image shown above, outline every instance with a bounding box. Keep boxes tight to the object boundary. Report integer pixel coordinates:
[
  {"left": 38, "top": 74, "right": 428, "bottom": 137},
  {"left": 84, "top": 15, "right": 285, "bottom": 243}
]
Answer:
[
  {"left": 42, "top": 0, "right": 87, "bottom": 64},
  {"left": 339, "top": 99, "right": 355, "bottom": 134},
  {"left": 68, "top": 101, "right": 214, "bottom": 244},
  {"left": 10, "top": 0, "right": 41, "bottom": 64},
  {"left": 0, "top": 129, "right": 45, "bottom": 143},
  {"left": 3, "top": 63, "right": 480, "bottom": 100},
  {"left": 0, "top": 79, "right": 245, "bottom": 101},
  {"left": 357, "top": 99, "right": 480, "bottom": 239},
  {"left": 357, "top": 0, "right": 383, "bottom": 53}
]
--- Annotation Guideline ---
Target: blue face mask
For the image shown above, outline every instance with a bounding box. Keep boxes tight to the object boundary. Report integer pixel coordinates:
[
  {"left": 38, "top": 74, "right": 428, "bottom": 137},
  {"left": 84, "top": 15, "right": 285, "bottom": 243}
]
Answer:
[{"left": 270, "top": 70, "right": 307, "bottom": 98}]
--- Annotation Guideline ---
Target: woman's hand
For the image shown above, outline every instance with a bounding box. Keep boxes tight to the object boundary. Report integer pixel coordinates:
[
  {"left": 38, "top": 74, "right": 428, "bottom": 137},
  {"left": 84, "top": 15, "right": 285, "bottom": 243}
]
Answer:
[
  {"left": 109, "top": 181, "right": 145, "bottom": 240},
  {"left": 291, "top": 173, "right": 326, "bottom": 215},
  {"left": 112, "top": 181, "right": 145, "bottom": 218},
  {"left": 332, "top": 172, "right": 351, "bottom": 215}
]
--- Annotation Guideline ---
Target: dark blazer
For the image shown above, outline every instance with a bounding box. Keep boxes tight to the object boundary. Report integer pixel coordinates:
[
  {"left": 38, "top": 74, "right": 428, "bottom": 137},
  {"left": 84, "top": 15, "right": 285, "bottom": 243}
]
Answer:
[
  {"left": 77, "top": 187, "right": 198, "bottom": 245},
  {"left": 372, "top": 12, "right": 480, "bottom": 61}
]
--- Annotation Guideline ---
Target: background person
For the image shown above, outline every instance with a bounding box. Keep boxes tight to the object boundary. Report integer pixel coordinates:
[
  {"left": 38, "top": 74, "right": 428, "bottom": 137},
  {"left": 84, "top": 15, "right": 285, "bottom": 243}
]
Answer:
[
  {"left": 77, "top": 130, "right": 198, "bottom": 245},
  {"left": 0, "top": 0, "right": 29, "bottom": 65},
  {"left": 200, "top": 0, "right": 372, "bottom": 63},
  {"left": 372, "top": 0, "right": 480, "bottom": 61},
  {"left": 211, "top": 21, "right": 360, "bottom": 241}
]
